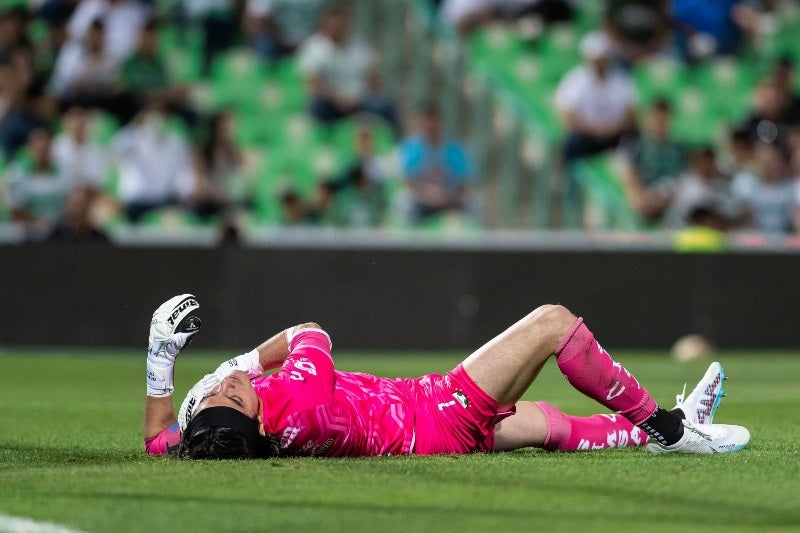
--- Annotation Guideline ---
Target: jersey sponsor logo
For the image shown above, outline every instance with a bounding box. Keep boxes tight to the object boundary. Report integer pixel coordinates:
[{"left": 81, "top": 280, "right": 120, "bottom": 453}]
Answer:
[
  {"left": 452, "top": 391, "right": 469, "bottom": 409},
  {"left": 437, "top": 400, "right": 456, "bottom": 411},
  {"left": 184, "top": 395, "right": 198, "bottom": 422}
]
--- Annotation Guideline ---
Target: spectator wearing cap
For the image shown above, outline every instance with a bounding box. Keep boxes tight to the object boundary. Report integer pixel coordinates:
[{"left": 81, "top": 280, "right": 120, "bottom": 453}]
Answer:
[
  {"left": 620, "top": 98, "right": 687, "bottom": 223},
  {"left": 555, "top": 31, "right": 636, "bottom": 227},
  {"left": 555, "top": 31, "right": 637, "bottom": 162}
]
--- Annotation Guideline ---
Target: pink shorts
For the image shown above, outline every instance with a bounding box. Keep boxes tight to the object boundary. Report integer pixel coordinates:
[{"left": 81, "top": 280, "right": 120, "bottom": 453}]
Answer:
[{"left": 411, "top": 364, "right": 516, "bottom": 455}]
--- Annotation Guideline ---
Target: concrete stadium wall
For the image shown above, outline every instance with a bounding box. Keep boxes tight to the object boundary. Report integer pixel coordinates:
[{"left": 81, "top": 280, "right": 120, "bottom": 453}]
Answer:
[{"left": 1, "top": 243, "right": 798, "bottom": 350}]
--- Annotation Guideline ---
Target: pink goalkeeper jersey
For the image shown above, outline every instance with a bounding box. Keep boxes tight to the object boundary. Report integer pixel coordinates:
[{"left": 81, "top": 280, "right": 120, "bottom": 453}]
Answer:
[{"left": 254, "top": 329, "right": 417, "bottom": 456}]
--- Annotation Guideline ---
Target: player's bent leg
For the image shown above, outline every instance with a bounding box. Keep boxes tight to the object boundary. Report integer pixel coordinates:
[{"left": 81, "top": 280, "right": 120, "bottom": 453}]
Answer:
[
  {"left": 491, "top": 401, "right": 549, "bottom": 451},
  {"left": 462, "top": 304, "right": 576, "bottom": 407},
  {"left": 492, "top": 401, "right": 648, "bottom": 452}
]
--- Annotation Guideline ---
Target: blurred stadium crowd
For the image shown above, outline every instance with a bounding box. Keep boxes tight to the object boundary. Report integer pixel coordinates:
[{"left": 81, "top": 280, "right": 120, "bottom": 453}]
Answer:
[{"left": 0, "top": 0, "right": 799, "bottom": 243}]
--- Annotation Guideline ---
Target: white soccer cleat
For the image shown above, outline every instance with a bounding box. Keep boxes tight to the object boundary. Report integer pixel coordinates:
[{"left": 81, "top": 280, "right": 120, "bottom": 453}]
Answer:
[
  {"left": 646, "top": 421, "right": 750, "bottom": 454},
  {"left": 147, "top": 294, "right": 201, "bottom": 397},
  {"left": 673, "top": 361, "right": 726, "bottom": 425}
]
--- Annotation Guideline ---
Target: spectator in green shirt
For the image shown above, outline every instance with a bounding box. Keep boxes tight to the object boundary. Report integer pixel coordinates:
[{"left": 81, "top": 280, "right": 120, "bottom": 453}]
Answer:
[
  {"left": 621, "top": 98, "right": 687, "bottom": 224},
  {"left": 119, "top": 18, "right": 197, "bottom": 128},
  {"left": 328, "top": 164, "right": 387, "bottom": 228}
]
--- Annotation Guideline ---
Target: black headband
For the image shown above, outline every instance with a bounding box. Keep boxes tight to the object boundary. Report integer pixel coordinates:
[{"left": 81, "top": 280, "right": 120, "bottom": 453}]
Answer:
[{"left": 184, "top": 406, "right": 272, "bottom": 458}]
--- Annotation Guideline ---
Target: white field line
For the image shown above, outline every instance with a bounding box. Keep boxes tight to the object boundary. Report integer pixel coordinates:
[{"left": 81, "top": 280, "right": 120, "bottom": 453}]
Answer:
[{"left": 0, "top": 513, "right": 84, "bottom": 533}]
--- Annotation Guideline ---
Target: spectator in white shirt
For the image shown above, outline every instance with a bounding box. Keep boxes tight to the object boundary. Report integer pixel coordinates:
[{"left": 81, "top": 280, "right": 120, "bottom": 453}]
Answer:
[
  {"left": 297, "top": 4, "right": 399, "bottom": 135},
  {"left": 731, "top": 141, "right": 796, "bottom": 233},
  {"left": 554, "top": 31, "right": 637, "bottom": 161},
  {"left": 68, "top": 0, "right": 151, "bottom": 61},
  {"left": 664, "top": 147, "right": 745, "bottom": 229},
  {"left": 51, "top": 19, "right": 136, "bottom": 123},
  {"left": 112, "top": 105, "right": 194, "bottom": 223},
  {"left": 7, "top": 127, "right": 71, "bottom": 234},
  {"left": 52, "top": 106, "right": 109, "bottom": 190}
]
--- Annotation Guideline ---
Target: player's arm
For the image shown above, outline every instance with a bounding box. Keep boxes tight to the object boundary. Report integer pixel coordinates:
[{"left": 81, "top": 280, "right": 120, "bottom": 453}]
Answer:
[
  {"left": 176, "top": 323, "right": 329, "bottom": 431},
  {"left": 144, "top": 396, "right": 177, "bottom": 440},
  {"left": 144, "top": 295, "right": 202, "bottom": 453},
  {"left": 255, "top": 322, "right": 323, "bottom": 371}
]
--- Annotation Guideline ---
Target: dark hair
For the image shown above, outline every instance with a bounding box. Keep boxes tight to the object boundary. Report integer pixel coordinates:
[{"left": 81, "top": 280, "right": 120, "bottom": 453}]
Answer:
[
  {"left": 756, "top": 139, "right": 792, "bottom": 163},
  {"left": 729, "top": 127, "right": 752, "bottom": 145},
  {"left": 652, "top": 97, "right": 672, "bottom": 113},
  {"left": 179, "top": 426, "right": 280, "bottom": 460},
  {"left": 143, "top": 16, "right": 159, "bottom": 32},
  {"left": 418, "top": 102, "right": 440, "bottom": 117},
  {"left": 690, "top": 145, "right": 715, "bottom": 159},
  {"left": 777, "top": 55, "right": 795, "bottom": 70},
  {"left": 281, "top": 189, "right": 301, "bottom": 205},
  {"left": 688, "top": 204, "right": 719, "bottom": 225}
]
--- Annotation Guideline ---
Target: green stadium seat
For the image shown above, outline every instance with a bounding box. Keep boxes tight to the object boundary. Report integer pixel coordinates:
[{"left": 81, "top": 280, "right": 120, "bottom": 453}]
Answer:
[
  {"left": 211, "top": 47, "right": 269, "bottom": 109},
  {"left": 671, "top": 85, "right": 726, "bottom": 144},
  {"left": 634, "top": 59, "right": 689, "bottom": 105},
  {"left": 90, "top": 111, "right": 120, "bottom": 146},
  {"left": 571, "top": 154, "right": 641, "bottom": 231}
]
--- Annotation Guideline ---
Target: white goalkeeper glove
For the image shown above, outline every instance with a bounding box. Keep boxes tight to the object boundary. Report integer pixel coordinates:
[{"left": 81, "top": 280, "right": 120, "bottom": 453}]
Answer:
[
  {"left": 178, "top": 349, "right": 263, "bottom": 430},
  {"left": 146, "top": 294, "right": 201, "bottom": 397}
]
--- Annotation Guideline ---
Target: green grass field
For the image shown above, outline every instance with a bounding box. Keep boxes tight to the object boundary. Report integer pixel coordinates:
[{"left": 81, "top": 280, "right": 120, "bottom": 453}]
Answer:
[{"left": 1, "top": 350, "right": 798, "bottom": 532}]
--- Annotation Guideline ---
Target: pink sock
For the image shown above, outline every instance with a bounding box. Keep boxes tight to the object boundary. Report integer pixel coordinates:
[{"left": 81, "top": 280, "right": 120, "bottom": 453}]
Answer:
[
  {"left": 536, "top": 401, "right": 649, "bottom": 451},
  {"left": 555, "top": 318, "right": 657, "bottom": 425}
]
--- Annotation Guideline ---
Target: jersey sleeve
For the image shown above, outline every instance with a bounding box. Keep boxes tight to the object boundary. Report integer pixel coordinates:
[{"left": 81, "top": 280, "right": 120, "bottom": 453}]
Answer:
[
  {"left": 272, "top": 328, "right": 336, "bottom": 406},
  {"left": 144, "top": 422, "right": 181, "bottom": 456}
]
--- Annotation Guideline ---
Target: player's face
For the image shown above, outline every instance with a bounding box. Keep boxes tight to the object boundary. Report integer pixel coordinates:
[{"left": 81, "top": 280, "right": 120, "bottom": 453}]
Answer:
[{"left": 197, "top": 371, "right": 262, "bottom": 420}]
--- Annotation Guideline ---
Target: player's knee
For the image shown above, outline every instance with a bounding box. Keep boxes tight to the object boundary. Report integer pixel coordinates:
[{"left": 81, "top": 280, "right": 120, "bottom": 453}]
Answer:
[{"left": 529, "top": 304, "right": 576, "bottom": 343}]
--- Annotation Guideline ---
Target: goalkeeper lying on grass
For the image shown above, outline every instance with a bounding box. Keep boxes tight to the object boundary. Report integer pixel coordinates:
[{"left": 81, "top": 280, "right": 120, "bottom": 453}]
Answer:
[{"left": 144, "top": 294, "right": 749, "bottom": 459}]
